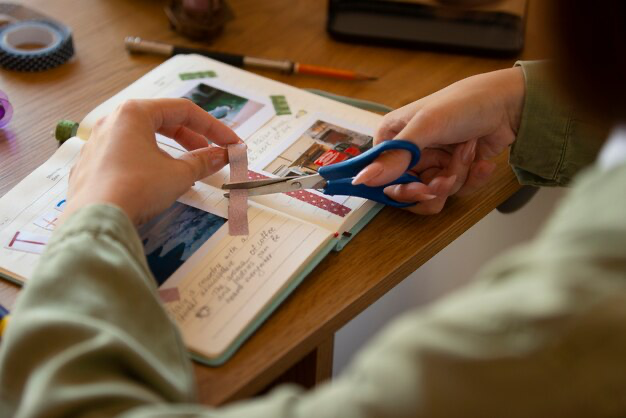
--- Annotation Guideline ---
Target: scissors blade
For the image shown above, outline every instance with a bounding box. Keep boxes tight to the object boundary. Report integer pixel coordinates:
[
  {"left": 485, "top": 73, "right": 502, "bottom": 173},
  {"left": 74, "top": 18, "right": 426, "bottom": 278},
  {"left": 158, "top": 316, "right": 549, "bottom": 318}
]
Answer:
[
  {"left": 222, "top": 177, "right": 292, "bottom": 190},
  {"left": 222, "top": 174, "right": 326, "bottom": 197}
]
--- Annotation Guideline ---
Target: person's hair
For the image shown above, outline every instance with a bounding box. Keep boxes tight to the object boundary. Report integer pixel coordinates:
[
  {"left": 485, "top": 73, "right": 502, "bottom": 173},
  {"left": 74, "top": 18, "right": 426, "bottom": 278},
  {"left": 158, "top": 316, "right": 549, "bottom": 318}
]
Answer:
[{"left": 552, "top": 1, "right": 626, "bottom": 121}]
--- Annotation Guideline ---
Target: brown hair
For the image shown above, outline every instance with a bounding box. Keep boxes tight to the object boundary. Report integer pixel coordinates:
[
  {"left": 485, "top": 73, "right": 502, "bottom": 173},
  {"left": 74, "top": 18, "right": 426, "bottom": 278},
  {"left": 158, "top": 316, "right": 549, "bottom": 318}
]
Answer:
[{"left": 551, "top": 1, "right": 626, "bottom": 122}]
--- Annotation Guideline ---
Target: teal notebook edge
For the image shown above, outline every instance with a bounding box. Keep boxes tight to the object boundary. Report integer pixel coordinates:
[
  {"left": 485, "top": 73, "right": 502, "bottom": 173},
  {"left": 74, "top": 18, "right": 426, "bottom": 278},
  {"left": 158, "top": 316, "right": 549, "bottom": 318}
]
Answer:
[
  {"left": 192, "top": 203, "right": 384, "bottom": 367},
  {"left": 0, "top": 272, "right": 22, "bottom": 287}
]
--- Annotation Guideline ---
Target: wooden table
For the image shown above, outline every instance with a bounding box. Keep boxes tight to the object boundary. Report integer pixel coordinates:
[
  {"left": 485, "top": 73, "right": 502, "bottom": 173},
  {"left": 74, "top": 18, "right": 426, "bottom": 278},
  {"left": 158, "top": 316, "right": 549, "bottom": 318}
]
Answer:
[{"left": 0, "top": 0, "right": 547, "bottom": 406}]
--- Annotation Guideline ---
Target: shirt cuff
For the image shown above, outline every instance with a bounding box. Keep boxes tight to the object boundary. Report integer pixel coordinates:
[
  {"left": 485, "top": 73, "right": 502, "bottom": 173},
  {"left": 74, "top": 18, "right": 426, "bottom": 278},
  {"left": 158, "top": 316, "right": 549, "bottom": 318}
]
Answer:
[
  {"left": 509, "top": 61, "right": 604, "bottom": 187},
  {"left": 48, "top": 204, "right": 147, "bottom": 274}
]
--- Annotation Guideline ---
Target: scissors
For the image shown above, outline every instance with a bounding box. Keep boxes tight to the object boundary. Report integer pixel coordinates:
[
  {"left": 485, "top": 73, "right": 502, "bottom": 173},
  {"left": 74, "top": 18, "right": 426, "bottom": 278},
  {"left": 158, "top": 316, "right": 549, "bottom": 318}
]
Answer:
[{"left": 222, "top": 140, "right": 421, "bottom": 208}]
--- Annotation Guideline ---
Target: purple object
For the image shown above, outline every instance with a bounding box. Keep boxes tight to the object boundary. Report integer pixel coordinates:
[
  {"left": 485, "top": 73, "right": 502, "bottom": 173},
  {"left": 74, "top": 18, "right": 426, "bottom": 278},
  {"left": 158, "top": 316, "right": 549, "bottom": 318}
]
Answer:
[{"left": 0, "top": 90, "right": 12, "bottom": 128}]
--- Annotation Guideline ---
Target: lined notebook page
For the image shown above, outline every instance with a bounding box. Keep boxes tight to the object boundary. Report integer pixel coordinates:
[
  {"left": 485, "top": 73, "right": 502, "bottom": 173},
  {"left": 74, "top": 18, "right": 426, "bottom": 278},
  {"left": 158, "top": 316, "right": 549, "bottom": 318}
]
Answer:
[
  {"left": 77, "top": 54, "right": 380, "bottom": 233},
  {"left": 0, "top": 137, "right": 82, "bottom": 281},
  {"left": 160, "top": 205, "right": 330, "bottom": 358}
]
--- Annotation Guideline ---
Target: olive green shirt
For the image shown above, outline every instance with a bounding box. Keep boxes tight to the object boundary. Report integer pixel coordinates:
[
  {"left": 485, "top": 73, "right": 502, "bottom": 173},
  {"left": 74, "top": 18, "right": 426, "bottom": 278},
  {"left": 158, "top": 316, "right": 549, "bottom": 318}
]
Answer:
[{"left": 1, "top": 61, "right": 623, "bottom": 417}]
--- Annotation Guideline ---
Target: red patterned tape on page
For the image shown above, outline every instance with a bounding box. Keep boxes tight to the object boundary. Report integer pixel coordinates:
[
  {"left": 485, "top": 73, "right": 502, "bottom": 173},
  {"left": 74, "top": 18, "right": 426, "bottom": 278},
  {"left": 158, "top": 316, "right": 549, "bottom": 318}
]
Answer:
[
  {"left": 228, "top": 144, "right": 249, "bottom": 236},
  {"left": 247, "top": 171, "right": 351, "bottom": 217},
  {"left": 158, "top": 287, "right": 181, "bottom": 303}
]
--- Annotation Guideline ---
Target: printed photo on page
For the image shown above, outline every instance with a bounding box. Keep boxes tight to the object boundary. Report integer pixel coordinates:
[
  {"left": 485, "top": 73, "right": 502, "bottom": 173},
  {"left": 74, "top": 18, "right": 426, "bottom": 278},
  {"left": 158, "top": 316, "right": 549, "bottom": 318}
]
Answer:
[
  {"left": 253, "top": 115, "right": 374, "bottom": 206},
  {"left": 157, "top": 78, "right": 275, "bottom": 151}
]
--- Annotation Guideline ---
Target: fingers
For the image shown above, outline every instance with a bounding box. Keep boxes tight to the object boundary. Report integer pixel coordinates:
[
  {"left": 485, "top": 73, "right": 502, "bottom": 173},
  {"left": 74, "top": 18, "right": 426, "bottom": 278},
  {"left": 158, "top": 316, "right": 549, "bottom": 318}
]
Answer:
[
  {"left": 373, "top": 117, "right": 404, "bottom": 145},
  {"left": 407, "top": 175, "right": 457, "bottom": 215},
  {"left": 412, "top": 148, "right": 451, "bottom": 173},
  {"left": 444, "top": 140, "right": 476, "bottom": 195},
  {"left": 456, "top": 160, "right": 496, "bottom": 197},
  {"left": 382, "top": 182, "right": 436, "bottom": 203},
  {"left": 373, "top": 100, "right": 423, "bottom": 145},
  {"left": 393, "top": 109, "right": 440, "bottom": 149},
  {"left": 177, "top": 146, "right": 229, "bottom": 182},
  {"left": 158, "top": 125, "right": 209, "bottom": 150},
  {"left": 120, "top": 99, "right": 242, "bottom": 146},
  {"left": 352, "top": 149, "right": 413, "bottom": 187}
]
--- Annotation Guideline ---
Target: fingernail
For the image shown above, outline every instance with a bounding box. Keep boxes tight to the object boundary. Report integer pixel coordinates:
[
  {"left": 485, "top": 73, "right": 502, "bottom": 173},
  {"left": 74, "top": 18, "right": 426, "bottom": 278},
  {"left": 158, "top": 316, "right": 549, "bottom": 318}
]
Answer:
[
  {"left": 352, "top": 164, "right": 384, "bottom": 185},
  {"left": 383, "top": 184, "right": 402, "bottom": 195},
  {"left": 462, "top": 141, "right": 477, "bottom": 164},
  {"left": 383, "top": 183, "right": 437, "bottom": 201}
]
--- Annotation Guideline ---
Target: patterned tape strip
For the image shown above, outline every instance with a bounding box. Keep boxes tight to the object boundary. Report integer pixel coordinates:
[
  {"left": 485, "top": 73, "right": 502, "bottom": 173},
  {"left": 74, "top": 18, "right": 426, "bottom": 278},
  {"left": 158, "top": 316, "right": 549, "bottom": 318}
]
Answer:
[
  {"left": 270, "top": 95, "right": 292, "bottom": 115},
  {"left": 178, "top": 70, "right": 217, "bottom": 80},
  {"left": 248, "top": 171, "right": 351, "bottom": 217},
  {"left": 158, "top": 287, "right": 181, "bottom": 303},
  {"left": 0, "top": 20, "right": 74, "bottom": 72},
  {"left": 228, "top": 144, "right": 249, "bottom": 236}
]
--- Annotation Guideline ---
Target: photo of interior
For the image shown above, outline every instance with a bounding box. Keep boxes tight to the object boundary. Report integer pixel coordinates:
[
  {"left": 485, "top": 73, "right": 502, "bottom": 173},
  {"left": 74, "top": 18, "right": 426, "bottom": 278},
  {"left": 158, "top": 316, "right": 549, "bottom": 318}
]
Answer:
[{"left": 264, "top": 120, "right": 373, "bottom": 177}]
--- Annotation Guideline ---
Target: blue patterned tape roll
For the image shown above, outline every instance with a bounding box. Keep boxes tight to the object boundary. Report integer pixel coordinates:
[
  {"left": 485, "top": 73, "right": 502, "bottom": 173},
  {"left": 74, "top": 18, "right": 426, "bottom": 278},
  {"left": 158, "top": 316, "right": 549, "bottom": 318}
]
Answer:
[{"left": 0, "top": 19, "right": 74, "bottom": 72}]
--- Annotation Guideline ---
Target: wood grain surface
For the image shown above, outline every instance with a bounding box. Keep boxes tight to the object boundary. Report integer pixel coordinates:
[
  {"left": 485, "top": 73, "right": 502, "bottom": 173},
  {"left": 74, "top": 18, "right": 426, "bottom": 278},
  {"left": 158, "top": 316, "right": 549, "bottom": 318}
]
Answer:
[{"left": 0, "top": 0, "right": 547, "bottom": 405}]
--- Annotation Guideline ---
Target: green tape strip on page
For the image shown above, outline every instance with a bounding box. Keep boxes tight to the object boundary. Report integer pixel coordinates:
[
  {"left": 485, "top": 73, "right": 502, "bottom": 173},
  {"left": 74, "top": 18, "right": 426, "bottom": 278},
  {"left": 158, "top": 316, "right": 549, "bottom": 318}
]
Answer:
[
  {"left": 270, "top": 95, "right": 291, "bottom": 115},
  {"left": 178, "top": 70, "right": 217, "bottom": 81}
]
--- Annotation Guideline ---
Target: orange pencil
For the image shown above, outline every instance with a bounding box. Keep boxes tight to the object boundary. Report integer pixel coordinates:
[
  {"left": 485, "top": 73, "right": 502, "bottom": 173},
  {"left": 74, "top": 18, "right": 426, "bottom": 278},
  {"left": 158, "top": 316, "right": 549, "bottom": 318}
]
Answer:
[
  {"left": 294, "top": 63, "right": 376, "bottom": 80},
  {"left": 126, "top": 37, "right": 378, "bottom": 81}
]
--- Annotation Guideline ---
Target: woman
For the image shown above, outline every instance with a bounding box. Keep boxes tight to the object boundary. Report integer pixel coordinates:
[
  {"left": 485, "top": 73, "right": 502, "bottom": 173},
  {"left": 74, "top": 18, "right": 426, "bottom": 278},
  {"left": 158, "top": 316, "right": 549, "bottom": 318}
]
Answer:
[{"left": 1, "top": 2, "right": 625, "bottom": 417}]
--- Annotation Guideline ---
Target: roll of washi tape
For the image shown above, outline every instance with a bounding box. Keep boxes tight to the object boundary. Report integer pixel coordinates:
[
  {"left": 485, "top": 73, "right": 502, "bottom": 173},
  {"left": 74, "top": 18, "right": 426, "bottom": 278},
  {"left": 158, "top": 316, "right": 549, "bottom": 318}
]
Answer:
[
  {"left": 0, "top": 19, "right": 74, "bottom": 71},
  {"left": 0, "top": 90, "right": 12, "bottom": 128},
  {"left": 55, "top": 120, "right": 79, "bottom": 144},
  {"left": 0, "top": 13, "right": 16, "bottom": 27}
]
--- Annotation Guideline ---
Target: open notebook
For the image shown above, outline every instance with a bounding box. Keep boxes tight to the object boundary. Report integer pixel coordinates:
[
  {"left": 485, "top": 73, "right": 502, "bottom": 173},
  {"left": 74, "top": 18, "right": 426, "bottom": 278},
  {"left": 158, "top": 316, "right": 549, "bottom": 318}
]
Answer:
[{"left": 0, "top": 54, "right": 383, "bottom": 365}]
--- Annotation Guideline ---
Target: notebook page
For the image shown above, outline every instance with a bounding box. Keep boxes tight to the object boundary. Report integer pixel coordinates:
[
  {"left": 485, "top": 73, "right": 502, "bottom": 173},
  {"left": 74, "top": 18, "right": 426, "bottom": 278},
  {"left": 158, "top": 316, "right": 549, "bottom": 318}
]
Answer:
[
  {"left": 0, "top": 137, "right": 330, "bottom": 292},
  {"left": 159, "top": 205, "right": 330, "bottom": 359},
  {"left": 0, "top": 137, "right": 83, "bottom": 281},
  {"left": 77, "top": 54, "right": 380, "bottom": 233}
]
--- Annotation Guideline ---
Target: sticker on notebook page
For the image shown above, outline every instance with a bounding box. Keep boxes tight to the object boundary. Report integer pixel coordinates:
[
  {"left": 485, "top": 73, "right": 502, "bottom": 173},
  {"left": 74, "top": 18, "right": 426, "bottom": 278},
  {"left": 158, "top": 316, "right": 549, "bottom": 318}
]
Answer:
[
  {"left": 247, "top": 171, "right": 351, "bottom": 217},
  {"left": 158, "top": 287, "right": 181, "bottom": 303},
  {"left": 33, "top": 212, "right": 60, "bottom": 231},
  {"left": 270, "top": 95, "right": 292, "bottom": 115},
  {"left": 178, "top": 70, "right": 217, "bottom": 81},
  {"left": 54, "top": 199, "right": 67, "bottom": 212},
  {"left": 6, "top": 231, "right": 49, "bottom": 254},
  {"left": 228, "top": 144, "right": 249, "bottom": 236}
]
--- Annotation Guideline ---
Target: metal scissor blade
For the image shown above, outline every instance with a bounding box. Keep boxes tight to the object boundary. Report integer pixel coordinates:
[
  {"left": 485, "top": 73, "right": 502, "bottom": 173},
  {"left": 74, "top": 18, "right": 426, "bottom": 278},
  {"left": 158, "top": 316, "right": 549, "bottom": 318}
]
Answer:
[
  {"left": 222, "top": 177, "right": 294, "bottom": 190},
  {"left": 223, "top": 174, "right": 326, "bottom": 197}
]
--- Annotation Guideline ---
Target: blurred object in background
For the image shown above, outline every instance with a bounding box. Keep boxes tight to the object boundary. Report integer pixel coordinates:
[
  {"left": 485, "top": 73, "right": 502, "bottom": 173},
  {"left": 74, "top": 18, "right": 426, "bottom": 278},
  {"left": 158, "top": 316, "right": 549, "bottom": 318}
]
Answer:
[
  {"left": 327, "top": 0, "right": 527, "bottom": 56},
  {"left": 0, "top": 90, "right": 12, "bottom": 128},
  {"left": 165, "top": 0, "right": 234, "bottom": 42},
  {"left": 0, "top": 2, "right": 49, "bottom": 27}
]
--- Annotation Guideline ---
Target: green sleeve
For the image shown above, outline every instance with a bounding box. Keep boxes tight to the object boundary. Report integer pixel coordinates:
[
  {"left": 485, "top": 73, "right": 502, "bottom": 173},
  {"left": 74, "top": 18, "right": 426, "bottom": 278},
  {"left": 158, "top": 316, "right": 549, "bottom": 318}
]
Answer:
[
  {"left": 0, "top": 205, "right": 197, "bottom": 416},
  {"left": 510, "top": 61, "right": 607, "bottom": 186},
  {"left": 3, "top": 162, "right": 626, "bottom": 417}
]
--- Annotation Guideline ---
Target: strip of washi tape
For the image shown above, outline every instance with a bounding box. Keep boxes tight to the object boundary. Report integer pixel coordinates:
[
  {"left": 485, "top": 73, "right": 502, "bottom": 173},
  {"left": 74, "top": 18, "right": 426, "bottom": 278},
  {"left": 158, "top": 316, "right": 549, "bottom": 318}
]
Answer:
[
  {"left": 228, "top": 144, "right": 249, "bottom": 236},
  {"left": 178, "top": 70, "right": 217, "bottom": 80},
  {"left": 270, "top": 95, "right": 292, "bottom": 115},
  {"left": 158, "top": 287, "right": 181, "bottom": 303},
  {"left": 248, "top": 171, "right": 351, "bottom": 217},
  {"left": 55, "top": 120, "right": 79, "bottom": 144}
]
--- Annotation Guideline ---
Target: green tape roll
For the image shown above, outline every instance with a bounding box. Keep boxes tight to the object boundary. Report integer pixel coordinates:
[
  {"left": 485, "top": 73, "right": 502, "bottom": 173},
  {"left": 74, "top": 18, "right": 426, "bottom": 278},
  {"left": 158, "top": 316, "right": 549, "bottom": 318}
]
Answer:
[{"left": 55, "top": 120, "right": 79, "bottom": 144}]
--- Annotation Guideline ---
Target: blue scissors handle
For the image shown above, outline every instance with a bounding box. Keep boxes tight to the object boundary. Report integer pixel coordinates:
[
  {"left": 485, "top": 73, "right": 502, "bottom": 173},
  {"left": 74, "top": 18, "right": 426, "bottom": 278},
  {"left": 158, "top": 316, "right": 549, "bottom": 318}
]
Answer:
[{"left": 318, "top": 140, "right": 421, "bottom": 208}]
